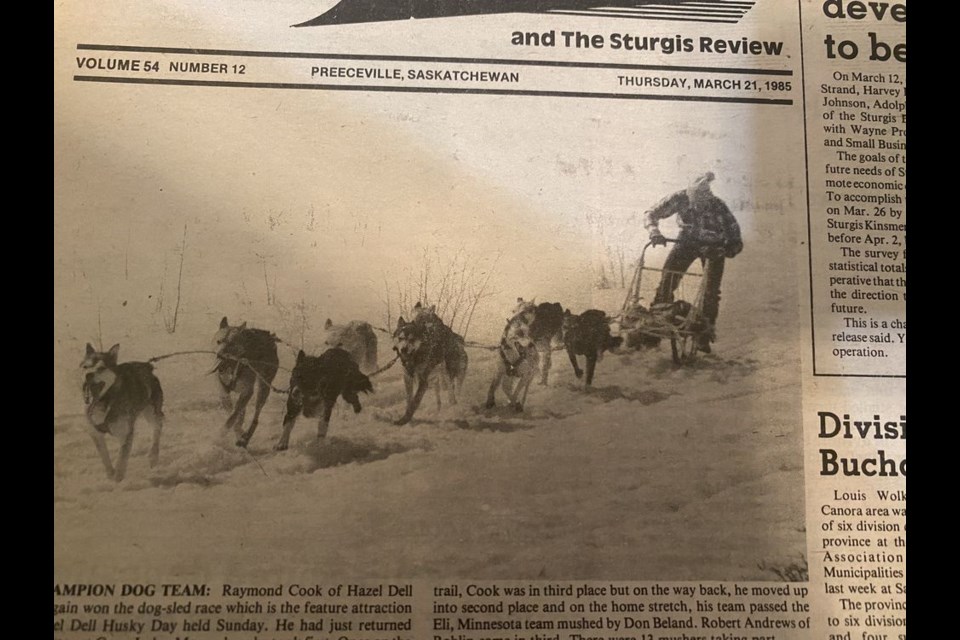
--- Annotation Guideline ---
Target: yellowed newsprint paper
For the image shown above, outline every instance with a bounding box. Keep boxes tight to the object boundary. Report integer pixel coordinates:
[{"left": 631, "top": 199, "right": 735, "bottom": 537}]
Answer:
[{"left": 54, "top": 1, "right": 906, "bottom": 639}]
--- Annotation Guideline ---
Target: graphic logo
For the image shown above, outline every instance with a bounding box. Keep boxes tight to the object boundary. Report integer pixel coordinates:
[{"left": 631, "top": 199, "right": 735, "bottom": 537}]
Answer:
[{"left": 296, "top": 0, "right": 757, "bottom": 27}]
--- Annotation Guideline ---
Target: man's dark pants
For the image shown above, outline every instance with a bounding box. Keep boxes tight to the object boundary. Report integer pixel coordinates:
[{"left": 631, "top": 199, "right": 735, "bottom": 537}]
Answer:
[{"left": 653, "top": 241, "right": 726, "bottom": 329}]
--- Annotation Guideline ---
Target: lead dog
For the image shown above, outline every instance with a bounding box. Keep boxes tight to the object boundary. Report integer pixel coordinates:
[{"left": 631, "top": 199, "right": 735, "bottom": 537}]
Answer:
[
  {"left": 511, "top": 298, "right": 564, "bottom": 385},
  {"left": 275, "top": 347, "right": 373, "bottom": 450},
  {"left": 213, "top": 317, "right": 280, "bottom": 448},
  {"left": 562, "top": 309, "right": 623, "bottom": 387},
  {"left": 322, "top": 318, "right": 379, "bottom": 374},
  {"left": 486, "top": 312, "right": 539, "bottom": 412},
  {"left": 80, "top": 343, "right": 164, "bottom": 481},
  {"left": 393, "top": 307, "right": 468, "bottom": 425}
]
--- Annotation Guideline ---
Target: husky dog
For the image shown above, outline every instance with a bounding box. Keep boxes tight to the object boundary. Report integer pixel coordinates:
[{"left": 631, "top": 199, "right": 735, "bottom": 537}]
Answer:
[
  {"left": 392, "top": 306, "right": 468, "bottom": 425},
  {"left": 486, "top": 312, "right": 540, "bottom": 412},
  {"left": 322, "top": 318, "right": 379, "bottom": 374},
  {"left": 511, "top": 298, "right": 565, "bottom": 385},
  {"left": 80, "top": 343, "right": 164, "bottom": 481},
  {"left": 409, "top": 303, "right": 468, "bottom": 408},
  {"left": 562, "top": 309, "right": 623, "bottom": 387},
  {"left": 410, "top": 302, "right": 444, "bottom": 330},
  {"left": 213, "top": 317, "right": 280, "bottom": 448},
  {"left": 275, "top": 348, "right": 374, "bottom": 450}
]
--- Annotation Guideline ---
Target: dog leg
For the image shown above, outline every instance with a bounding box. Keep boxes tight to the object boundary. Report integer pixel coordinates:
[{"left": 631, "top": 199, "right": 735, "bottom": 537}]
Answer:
[
  {"left": 504, "top": 376, "right": 523, "bottom": 411},
  {"left": 239, "top": 379, "right": 271, "bottom": 448},
  {"left": 113, "top": 419, "right": 135, "bottom": 482},
  {"left": 444, "top": 367, "right": 458, "bottom": 406},
  {"left": 218, "top": 381, "right": 233, "bottom": 412},
  {"left": 538, "top": 342, "right": 552, "bottom": 385},
  {"left": 434, "top": 372, "right": 444, "bottom": 410},
  {"left": 485, "top": 365, "right": 504, "bottom": 409},
  {"left": 147, "top": 378, "right": 164, "bottom": 468},
  {"left": 458, "top": 353, "right": 468, "bottom": 398},
  {"left": 567, "top": 348, "right": 583, "bottom": 379},
  {"left": 145, "top": 408, "right": 163, "bottom": 468},
  {"left": 402, "top": 371, "right": 414, "bottom": 405},
  {"left": 584, "top": 353, "right": 598, "bottom": 387},
  {"left": 502, "top": 374, "right": 517, "bottom": 403},
  {"left": 88, "top": 429, "right": 115, "bottom": 480},
  {"left": 318, "top": 399, "right": 335, "bottom": 440},
  {"left": 224, "top": 378, "right": 251, "bottom": 436},
  {"left": 515, "top": 368, "right": 535, "bottom": 412},
  {"left": 275, "top": 394, "right": 302, "bottom": 451},
  {"left": 396, "top": 373, "right": 430, "bottom": 426}
]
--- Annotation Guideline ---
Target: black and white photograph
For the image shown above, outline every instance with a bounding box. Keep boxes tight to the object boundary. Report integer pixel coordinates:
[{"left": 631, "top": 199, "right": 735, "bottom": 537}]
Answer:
[{"left": 56, "top": 61, "right": 808, "bottom": 583}]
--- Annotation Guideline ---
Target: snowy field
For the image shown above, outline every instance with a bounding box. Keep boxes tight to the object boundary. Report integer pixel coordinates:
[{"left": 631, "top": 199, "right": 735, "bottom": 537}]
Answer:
[{"left": 54, "top": 266, "right": 805, "bottom": 583}]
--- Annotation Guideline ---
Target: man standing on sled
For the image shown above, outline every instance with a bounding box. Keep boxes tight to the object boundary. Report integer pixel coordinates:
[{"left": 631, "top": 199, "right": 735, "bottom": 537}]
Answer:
[{"left": 644, "top": 172, "right": 743, "bottom": 353}]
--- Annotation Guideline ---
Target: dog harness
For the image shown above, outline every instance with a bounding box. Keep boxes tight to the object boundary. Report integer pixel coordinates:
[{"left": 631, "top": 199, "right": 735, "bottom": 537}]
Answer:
[
  {"left": 84, "top": 384, "right": 116, "bottom": 433},
  {"left": 215, "top": 357, "right": 243, "bottom": 391},
  {"left": 498, "top": 339, "right": 528, "bottom": 377}
]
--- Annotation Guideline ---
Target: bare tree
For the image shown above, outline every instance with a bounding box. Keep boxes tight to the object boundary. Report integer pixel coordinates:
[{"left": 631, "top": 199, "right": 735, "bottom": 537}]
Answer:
[
  {"left": 616, "top": 245, "right": 627, "bottom": 288},
  {"left": 459, "top": 256, "right": 499, "bottom": 340},
  {"left": 296, "top": 298, "right": 309, "bottom": 350},
  {"left": 273, "top": 297, "right": 319, "bottom": 350},
  {"left": 124, "top": 224, "right": 131, "bottom": 281},
  {"left": 153, "top": 258, "right": 167, "bottom": 315},
  {"left": 155, "top": 224, "right": 188, "bottom": 334},
  {"left": 596, "top": 261, "right": 611, "bottom": 290},
  {"left": 255, "top": 252, "right": 277, "bottom": 306},
  {"left": 382, "top": 247, "right": 501, "bottom": 340},
  {"left": 379, "top": 275, "right": 394, "bottom": 330},
  {"left": 586, "top": 211, "right": 633, "bottom": 291},
  {"left": 97, "top": 299, "right": 104, "bottom": 350}
]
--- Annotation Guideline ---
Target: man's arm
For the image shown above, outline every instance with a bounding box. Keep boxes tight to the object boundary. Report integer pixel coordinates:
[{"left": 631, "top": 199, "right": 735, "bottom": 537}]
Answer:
[
  {"left": 643, "top": 191, "right": 685, "bottom": 244},
  {"left": 716, "top": 200, "right": 743, "bottom": 257}
]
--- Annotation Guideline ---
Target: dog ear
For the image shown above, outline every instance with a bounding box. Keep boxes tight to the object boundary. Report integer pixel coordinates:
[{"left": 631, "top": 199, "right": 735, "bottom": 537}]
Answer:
[
  {"left": 220, "top": 316, "right": 229, "bottom": 329},
  {"left": 297, "top": 350, "right": 306, "bottom": 364},
  {"left": 413, "top": 302, "right": 422, "bottom": 311},
  {"left": 396, "top": 316, "right": 406, "bottom": 330},
  {"left": 239, "top": 322, "right": 247, "bottom": 331},
  {"left": 428, "top": 304, "right": 436, "bottom": 313},
  {"left": 564, "top": 308, "right": 571, "bottom": 316},
  {"left": 324, "top": 318, "right": 333, "bottom": 329},
  {"left": 106, "top": 344, "right": 120, "bottom": 363},
  {"left": 516, "top": 297, "right": 524, "bottom": 303},
  {"left": 85, "top": 343, "right": 96, "bottom": 355}
]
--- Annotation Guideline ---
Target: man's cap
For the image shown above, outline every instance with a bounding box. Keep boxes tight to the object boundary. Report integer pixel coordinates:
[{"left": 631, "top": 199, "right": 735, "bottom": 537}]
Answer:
[{"left": 691, "top": 172, "right": 715, "bottom": 190}]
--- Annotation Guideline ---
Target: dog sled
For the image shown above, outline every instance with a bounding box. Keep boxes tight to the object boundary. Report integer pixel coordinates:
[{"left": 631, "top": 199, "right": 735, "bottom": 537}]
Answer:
[{"left": 617, "top": 239, "right": 716, "bottom": 365}]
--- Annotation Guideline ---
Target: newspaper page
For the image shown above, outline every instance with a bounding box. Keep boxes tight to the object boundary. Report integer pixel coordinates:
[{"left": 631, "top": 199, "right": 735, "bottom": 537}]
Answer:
[{"left": 54, "top": 1, "right": 905, "bottom": 639}]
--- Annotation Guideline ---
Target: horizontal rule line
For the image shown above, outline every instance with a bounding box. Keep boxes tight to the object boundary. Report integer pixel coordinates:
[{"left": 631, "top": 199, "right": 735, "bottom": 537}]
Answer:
[
  {"left": 76, "top": 43, "right": 793, "bottom": 76},
  {"left": 573, "top": 7, "right": 749, "bottom": 15},
  {"left": 813, "top": 373, "right": 907, "bottom": 379},
  {"left": 546, "top": 11, "right": 739, "bottom": 22},
  {"left": 73, "top": 75, "right": 793, "bottom": 105}
]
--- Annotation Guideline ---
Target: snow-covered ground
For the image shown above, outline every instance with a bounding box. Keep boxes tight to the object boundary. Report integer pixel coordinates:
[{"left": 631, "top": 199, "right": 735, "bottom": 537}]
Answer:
[{"left": 54, "top": 256, "right": 805, "bottom": 583}]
